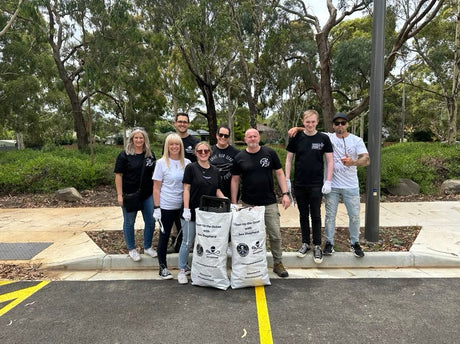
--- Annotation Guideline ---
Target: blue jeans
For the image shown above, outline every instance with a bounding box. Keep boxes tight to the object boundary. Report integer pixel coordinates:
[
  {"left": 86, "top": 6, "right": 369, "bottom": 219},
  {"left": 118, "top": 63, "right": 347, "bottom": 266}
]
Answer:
[
  {"left": 178, "top": 219, "right": 196, "bottom": 269},
  {"left": 122, "top": 195, "right": 154, "bottom": 250},
  {"left": 324, "top": 187, "right": 361, "bottom": 245}
]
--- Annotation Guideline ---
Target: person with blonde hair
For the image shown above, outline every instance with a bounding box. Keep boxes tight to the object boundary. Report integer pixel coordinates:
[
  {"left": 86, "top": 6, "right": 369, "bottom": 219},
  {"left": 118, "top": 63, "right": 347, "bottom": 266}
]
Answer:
[
  {"left": 153, "top": 133, "right": 191, "bottom": 279},
  {"left": 178, "top": 141, "right": 225, "bottom": 284},
  {"left": 285, "top": 110, "right": 333, "bottom": 264},
  {"left": 114, "top": 127, "right": 157, "bottom": 262}
]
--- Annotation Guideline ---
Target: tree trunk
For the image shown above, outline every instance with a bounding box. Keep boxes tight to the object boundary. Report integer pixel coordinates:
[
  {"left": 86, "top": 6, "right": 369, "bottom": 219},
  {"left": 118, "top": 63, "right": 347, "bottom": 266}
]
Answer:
[
  {"left": 449, "top": 0, "right": 460, "bottom": 143},
  {"left": 46, "top": 5, "right": 88, "bottom": 150},
  {"left": 316, "top": 31, "right": 335, "bottom": 132},
  {"left": 197, "top": 80, "right": 218, "bottom": 145}
]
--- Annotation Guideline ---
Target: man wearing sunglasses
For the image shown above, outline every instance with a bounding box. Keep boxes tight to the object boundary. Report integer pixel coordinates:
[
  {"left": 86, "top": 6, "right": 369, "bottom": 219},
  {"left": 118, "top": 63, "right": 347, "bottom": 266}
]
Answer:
[
  {"left": 288, "top": 112, "right": 370, "bottom": 258},
  {"left": 323, "top": 113, "right": 370, "bottom": 258},
  {"left": 209, "top": 125, "right": 240, "bottom": 199}
]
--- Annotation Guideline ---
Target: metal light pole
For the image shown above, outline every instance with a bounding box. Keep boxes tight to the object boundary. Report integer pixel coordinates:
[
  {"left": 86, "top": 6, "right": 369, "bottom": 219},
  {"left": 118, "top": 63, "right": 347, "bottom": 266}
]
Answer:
[
  {"left": 365, "top": 0, "right": 386, "bottom": 242},
  {"left": 401, "top": 81, "right": 405, "bottom": 142}
]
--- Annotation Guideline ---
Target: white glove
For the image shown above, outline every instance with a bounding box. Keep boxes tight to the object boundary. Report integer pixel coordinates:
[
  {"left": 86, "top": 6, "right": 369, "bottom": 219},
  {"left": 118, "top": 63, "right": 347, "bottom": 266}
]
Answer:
[
  {"left": 182, "top": 208, "right": 191, "bottom": 221},
  {"left": 322, "top": 181, "right": 332, "bottom": 194},
  {"left": 153, "top": 208, "right": 161, "bottom": 221},
  {"left": 286, "top": 179, "right": 292, "bottom": 193},
  {"left": 230, "top": 203, "right": 238, "bottom": 211}
]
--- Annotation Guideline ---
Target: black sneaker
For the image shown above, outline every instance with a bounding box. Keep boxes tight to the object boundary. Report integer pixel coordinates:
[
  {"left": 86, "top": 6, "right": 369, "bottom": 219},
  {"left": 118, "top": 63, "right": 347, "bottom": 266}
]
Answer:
[
  {"left": 313, "top": 245, "right": 323, "bottom": 264},
  {"left": 273, "top": 262, "right": 289, "bottom": 278},
  {"left": 323, "top": 242, "right": 335, "bottom": 256},
  {"left": 351, "top": 243, "right": 365, "bottom": 258},
  {"left": 159, "top": 265, "right": 173, "bottom": 279},
  {"left": 296, "top": 243, "right": 310, "bottom": 258}
]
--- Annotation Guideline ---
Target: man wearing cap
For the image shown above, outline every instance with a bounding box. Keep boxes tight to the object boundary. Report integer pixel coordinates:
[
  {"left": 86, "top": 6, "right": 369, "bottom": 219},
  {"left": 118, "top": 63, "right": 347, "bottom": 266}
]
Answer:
[{"left": 288, "top": 112, "right": 370, "bottom": 258}]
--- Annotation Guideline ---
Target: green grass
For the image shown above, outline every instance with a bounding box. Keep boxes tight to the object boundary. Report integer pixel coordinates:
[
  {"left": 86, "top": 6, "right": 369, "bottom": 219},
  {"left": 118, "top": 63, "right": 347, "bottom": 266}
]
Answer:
[{"left": 0, "top": 142, "right": 458, "bottom": 195}]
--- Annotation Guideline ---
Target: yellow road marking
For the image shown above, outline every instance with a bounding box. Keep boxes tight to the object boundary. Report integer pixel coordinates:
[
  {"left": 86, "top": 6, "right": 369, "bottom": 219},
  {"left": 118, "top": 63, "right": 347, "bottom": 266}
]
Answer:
[
  {"left": 0, "top": 281, "right": 50, "bottom": 317},
  {"left": 255, "top": 285, "right": 273, "bottom": 344},
  {"left": 0, "top": 281, "right": 14, "bottom": 286}
]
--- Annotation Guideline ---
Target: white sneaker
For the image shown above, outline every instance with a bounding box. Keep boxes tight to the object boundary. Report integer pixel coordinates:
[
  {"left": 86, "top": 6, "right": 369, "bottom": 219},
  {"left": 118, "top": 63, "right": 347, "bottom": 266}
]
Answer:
[
  {"left": 178, "top": 269, "right": 188, "bottom": 284},
  {"left": 128, "top": 249, "right": 141, "bottom": 262},
  {"left": 144, "top": 247, "right": 158, "bottom": 258}
]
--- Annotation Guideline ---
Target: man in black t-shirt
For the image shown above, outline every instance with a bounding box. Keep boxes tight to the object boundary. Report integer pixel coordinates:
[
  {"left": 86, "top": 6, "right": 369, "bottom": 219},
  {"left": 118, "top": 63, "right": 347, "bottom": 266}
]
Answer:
[
  {"left": 285, "top": 109, "right": 333, "bottom": 264},
  {"left": 174, "top": 113, "right": 199, "bottom": 162},
  {"left": 231, "top": 128, "right": 291, "bottom": 278}
]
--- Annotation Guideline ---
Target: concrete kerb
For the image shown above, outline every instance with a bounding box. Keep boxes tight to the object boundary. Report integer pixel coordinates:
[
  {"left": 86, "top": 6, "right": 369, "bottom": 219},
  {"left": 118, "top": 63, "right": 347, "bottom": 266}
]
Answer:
[{"left": 43, "top": 250, "right": 459, "bottom": 271}]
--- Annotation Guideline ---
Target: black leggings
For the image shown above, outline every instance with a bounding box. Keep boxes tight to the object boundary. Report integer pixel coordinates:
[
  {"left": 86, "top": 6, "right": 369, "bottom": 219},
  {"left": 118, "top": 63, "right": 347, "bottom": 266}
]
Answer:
[{"left": 157, "top": 208, "right": 182, "bottom": 267}]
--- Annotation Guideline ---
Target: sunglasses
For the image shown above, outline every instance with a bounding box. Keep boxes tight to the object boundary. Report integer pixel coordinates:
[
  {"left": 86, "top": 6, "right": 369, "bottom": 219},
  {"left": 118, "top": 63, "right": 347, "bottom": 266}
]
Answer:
[
  {"left": 334, "top": 121, "right": 347, "bottom": 126},
  {"left": 196, "top": 149, "right": 210, "bottom": 154},
  {"left": 218, "top": 133, "right": 230, "bottom": 138}
]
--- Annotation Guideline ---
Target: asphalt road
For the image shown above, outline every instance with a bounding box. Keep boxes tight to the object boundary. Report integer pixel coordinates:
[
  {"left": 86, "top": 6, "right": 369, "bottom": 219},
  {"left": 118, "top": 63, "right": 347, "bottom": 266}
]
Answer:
[{"left": 1, "top": 278, "right": 459, "bottom": 344}]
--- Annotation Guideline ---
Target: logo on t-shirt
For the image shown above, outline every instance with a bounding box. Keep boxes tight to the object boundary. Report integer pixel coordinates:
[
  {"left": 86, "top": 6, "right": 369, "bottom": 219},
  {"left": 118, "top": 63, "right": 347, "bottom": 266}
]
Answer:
[
  {"left": 312, "top": 143, "right": 324, "bottom": 150},
  {"left": 260, "top": 158, "right": 270, "bottom": 167}
]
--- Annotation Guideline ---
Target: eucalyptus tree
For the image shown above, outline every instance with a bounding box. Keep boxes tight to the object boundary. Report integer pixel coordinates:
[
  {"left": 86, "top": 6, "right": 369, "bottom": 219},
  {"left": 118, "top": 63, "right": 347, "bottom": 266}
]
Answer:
[
  {"left": 84, "top": 0, "right": 167, "bottom": 138},
  {"left": 227, "top": 0, "right": 282, "bottom": 128},
  {"left": 0, "top": 0, "right": 23, "bottom": 37},
  {"left": 0, "top": 0, "right": 65, "bottom": 148},
  {"left": 277, "top": 0, "right": 445, "bottom": 132},
  {"left": 139, "top": 0, "right": 238, "bottom": 144},
  {"left": 409, "top": 0, "right": 458, "bottom": 143}
]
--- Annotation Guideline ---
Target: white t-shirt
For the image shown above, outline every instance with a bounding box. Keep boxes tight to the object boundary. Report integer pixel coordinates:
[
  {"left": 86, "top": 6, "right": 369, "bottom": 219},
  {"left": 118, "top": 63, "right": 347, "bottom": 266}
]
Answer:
[
  {"left": 326, "top": 133, "right": 368, "bottom": 189},
  {"left": 153, "top": 157, "right": 191, "bottom": 210}
]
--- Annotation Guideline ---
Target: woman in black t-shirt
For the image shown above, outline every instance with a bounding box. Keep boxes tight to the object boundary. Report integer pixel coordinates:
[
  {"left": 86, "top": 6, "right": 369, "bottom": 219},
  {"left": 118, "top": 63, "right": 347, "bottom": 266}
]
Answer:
[
  {"left": 114, "top": 128, "right": 156, "bottom": 262},
  {"left": 177, "top": 142, "right": 225, "bottom": 284}
]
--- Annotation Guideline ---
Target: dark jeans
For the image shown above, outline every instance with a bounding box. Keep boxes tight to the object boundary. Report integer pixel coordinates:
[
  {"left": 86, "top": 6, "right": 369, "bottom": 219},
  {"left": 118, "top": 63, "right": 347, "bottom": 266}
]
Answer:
[
  {"left": 157, "top": 208, "right": 182, "bottom": 267},
  {"left": 294, "top": 186, "right": 323, "bottom": 246}
]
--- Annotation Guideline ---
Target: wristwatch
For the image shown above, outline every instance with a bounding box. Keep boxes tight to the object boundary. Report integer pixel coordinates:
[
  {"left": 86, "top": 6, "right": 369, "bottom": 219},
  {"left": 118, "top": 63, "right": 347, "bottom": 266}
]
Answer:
[{"left": 282, "top": 192, "right": 290, "bottom": 196}]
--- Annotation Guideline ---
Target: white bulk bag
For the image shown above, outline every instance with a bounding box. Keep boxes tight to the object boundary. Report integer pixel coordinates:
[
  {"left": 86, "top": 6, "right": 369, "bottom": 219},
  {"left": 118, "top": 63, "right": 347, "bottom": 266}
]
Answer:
[
  {"left": 230, "top": 206, "right": 271, "bottom": 289},
  {"left": 191, "top": 209, "right": 232, "bottom": 290}
]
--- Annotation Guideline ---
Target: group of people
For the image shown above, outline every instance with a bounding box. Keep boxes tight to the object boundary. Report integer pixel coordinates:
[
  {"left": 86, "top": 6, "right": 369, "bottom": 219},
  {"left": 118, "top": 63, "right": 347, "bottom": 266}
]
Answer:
[{"left": 114, "top": 109, "right": 370, "bottom": 284}]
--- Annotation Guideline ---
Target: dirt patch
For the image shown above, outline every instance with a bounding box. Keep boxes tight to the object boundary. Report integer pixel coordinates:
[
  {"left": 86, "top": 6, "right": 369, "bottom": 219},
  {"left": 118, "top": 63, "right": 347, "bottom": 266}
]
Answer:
[
  {"left": 87, "top": 225, "right": 421, "bottom": 255},
  {"left": 0, "top": 263, "right": 48, "bottom": 280}
]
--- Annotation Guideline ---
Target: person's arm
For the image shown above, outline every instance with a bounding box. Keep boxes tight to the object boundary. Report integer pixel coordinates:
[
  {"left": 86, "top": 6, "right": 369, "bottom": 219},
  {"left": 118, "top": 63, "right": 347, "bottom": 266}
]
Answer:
[
  {"left": 115, "top": 173, "right": 123, "bottom": 206},
  {"left": 183, "top": 183, "right": 191, "bottom": 209},
  {"left": 275, "top": 168, "right": 291, "bottom": 209},
  {"left": 285, "top": 151, "right": 294, "bottom": 180},
  {"left": 341, "top": 153, "right": 370, "bottom": 167},
  {"left": 324, "top": 152, "right": 334, "bottom": 181},
  {"left": 216, "top": 189, "right": 225, "bottom": 198},
  {"left": 230, "top": 175, "right": 240, "bottom": 204},
  {"left": 287, "top": 127, "right": 303, "bottom": 137},
  {"left": 153, "top": 180, "right": 162, "bottom": 208}
]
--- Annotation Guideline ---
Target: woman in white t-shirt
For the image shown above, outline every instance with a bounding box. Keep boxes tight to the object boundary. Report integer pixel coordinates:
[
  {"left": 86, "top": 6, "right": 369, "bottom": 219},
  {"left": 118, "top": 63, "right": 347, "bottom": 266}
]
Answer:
[{"left": 153, "top": 133, "right": 191, "bottom": 280}]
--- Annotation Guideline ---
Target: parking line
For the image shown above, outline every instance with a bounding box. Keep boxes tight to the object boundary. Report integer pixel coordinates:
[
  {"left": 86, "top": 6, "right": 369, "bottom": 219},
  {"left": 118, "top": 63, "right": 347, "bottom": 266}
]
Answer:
[
  {"left": 255, "top": 285, "right": 273, "bottom": 344},
  {"left": 0, "top": 281, "right": 50, "bottom": 317}
]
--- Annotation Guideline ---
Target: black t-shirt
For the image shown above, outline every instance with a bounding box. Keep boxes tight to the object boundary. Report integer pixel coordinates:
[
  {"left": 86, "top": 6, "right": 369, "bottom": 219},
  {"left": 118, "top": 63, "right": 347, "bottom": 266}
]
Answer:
[
  {"left": 286, "top": 131, "right": 333, "bottom": 187},
  {"left": 114, "top": 151, "right": 156, "bottom": 200},
  {"left": 182, "top": 134, "right": 200, "bottom": 162},
  {"left": 209, "top": 144, "right": 240, "bottom": 198},
  {"left": 182, "top": 162, "right": 222, "bottom": 221},
  {"left": 231, "top": 146, "right": 282, "bottom": 206}
]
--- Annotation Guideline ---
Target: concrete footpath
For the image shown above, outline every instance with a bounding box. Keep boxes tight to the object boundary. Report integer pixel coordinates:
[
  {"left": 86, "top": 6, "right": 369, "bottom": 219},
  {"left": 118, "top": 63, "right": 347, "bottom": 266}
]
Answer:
[{"left": 0, "top": 202, "right": 459, "bottom": 280}]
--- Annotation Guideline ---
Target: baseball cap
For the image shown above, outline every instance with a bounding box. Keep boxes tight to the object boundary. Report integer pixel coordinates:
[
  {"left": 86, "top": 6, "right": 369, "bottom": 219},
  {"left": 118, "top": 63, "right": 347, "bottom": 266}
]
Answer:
[{"left": 332, "top": 113, "right": 348, "bottom": 122}]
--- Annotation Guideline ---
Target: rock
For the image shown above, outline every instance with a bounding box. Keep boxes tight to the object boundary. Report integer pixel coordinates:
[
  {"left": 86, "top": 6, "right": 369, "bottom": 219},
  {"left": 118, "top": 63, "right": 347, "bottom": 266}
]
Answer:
[
  {"left": 440, "top": 179, "right": 460, "bottom": 195},
  {"left": 386, "top": 178, "right": 420, "bottom": 196},
  {"left": 55, "top": 187, "right": 83, "bottom": 202}
]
